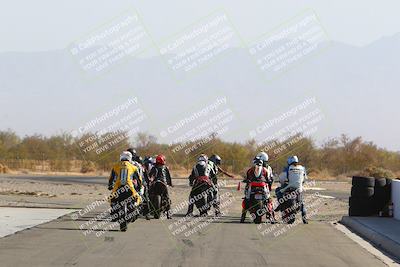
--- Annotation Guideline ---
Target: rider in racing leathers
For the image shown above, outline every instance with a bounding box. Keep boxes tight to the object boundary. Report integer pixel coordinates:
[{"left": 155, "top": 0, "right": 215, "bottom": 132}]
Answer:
[
  {"left": 240, "top": 157, "right": 271, "bottom": 223},
  {"left": 127, "top": 148, "right": 144, "bottom": 193},
  {"left": 127, "top": 148, "right": 150, "bottom": 219},
  {"left": 185, "top": 154, "right": 216, "bottom": 216},
  {"left": 275, "top": 155, "right": 308, "bottom": 224},
  {"left": 256, "top": 152, "right": 274, "bottom": 191},
  {"left": 143, "top": 156, "right": 155, "bottom": 185},
  {"left": 208, "top": 154, "right": 234, "bottom": 216},
  {"left": 108, "top": 151, "right": 142, "bottom": 230},
  {"left": 148, "top": 154, "right": 173, "bottom": 219}
]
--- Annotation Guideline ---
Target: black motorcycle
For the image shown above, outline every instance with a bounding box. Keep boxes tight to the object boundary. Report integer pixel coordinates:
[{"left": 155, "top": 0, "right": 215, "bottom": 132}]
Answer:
[
  {"left": 279, "top": 188, "right": 301, "bottom": 224},
  {"left": 110, "top": 189, "right": 139, "bottom": 231},
  {"left": 149, "top": 180, "right": 170, "bottom": 219},
  {"left": 191, "top": 176, "right": 214, "bottom": 216}
]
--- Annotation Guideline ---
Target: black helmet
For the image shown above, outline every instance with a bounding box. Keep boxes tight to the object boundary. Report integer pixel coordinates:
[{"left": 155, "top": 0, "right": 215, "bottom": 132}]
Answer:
[
  {"left": 143, "top": 156, "right": 153, "bottom": 168},
  {"left": 127, "top": 148, "right": 137, "bottom": 157},
  {"left": 135, "top": 156, "right": 143, "bottom": 164},
  {"left": 210, "top": 154, "right": 221, "bottom": 165},
  {"left": 253, "top": 156, "right": 263, "bottom": 166}
]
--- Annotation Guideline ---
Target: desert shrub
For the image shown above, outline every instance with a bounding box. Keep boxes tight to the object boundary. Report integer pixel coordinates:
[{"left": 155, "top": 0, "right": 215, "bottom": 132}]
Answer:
[
  {"left": 361, "top": 166, "right": 395, "bottom": 178},
  {"left": 81, "top": 161, "right": 96, "bottom": 173},
  {"left": 307, "top": 168, "right": 333, "bottom": 180},
  {"left": 1, "top": 130, "right": 400, "bottom": 178},
  {"left": 49, "top": 160, "right": 72, "bottom": 172},
  {"left": 0, "top": 163, "right": 10, "bottom": 173}
]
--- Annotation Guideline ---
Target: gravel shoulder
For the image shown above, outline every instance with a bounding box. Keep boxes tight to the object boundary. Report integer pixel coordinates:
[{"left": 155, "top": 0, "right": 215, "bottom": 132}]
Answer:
[{"left": 0, "top": 176, "right": 350, "bottom": 222}]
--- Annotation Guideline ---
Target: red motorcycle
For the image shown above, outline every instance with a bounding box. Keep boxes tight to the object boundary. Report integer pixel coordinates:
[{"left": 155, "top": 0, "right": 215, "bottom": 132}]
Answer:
[{"left": 241, "top": 181, "right": 275, "bottom": 224}]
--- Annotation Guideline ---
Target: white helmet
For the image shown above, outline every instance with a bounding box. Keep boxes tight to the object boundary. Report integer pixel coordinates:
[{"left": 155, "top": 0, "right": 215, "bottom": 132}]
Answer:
[
  {"left": 287, "top": 155, "right": 299, "bottom": 165},
  {"left": 198, "top": 154, "right": 208, "bottom": 162},
  {"left": 256, "top": 152, "right": 269, "bottom": 163},
  {"left": 120, "top": 151, "right": 133, "bottom": 162}
]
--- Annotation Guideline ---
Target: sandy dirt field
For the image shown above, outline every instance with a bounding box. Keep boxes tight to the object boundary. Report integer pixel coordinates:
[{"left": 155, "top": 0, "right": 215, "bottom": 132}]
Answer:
[{"left": 0, "top": 175, "right": 350, "bottom": 223}]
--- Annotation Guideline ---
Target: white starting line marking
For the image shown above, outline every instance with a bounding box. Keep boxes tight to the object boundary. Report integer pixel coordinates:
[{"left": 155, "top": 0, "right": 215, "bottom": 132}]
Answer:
[
  {"left": 224, "top": 184, "right": 240, "bottom": 188},
  {"left": 316, "top": 194, "right": 336, "bottom": 199},
  {"left": 0, "top": 207, "right": 75, "bottom": 238},
  {"left": 305, "top": 187, "right": 327, "bottom": 191}
]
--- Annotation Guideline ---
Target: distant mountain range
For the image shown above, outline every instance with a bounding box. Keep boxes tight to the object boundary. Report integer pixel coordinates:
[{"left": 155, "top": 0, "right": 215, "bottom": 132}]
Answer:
[{"left": 0, "top": 33, "right": 399, "bottom": 150}]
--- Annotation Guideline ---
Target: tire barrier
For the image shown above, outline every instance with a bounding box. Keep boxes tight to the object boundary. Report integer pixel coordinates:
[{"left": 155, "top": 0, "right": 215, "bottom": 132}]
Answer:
[
  {"left": 352, "top": 176, "right": 375, "bottom": 187},
  {"left": 386, "top": 178, "right": 392, "bottom": 204},
  {"left": 349, "top": 176, "right": 392, "bottom": 217},
  {"left": 374, "top": 178, "right": 389, "bottom": 214}
]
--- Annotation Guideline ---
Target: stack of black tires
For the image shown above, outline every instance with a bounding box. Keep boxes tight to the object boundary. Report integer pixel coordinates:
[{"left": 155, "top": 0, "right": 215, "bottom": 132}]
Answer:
[
  {"left": 349, "top": 176, "right": 392, "bottom": 216},
  {"left": 374, "top": 178, "right": 392, "bottom": 214}
]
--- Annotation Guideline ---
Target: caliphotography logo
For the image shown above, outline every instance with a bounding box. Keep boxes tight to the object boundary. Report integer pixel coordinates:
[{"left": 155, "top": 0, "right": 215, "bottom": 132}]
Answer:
[
  {"left": 68, "top": 9, "right": 153, "bottom": 78},
  {"left": 157, "top": 9, "right": 242, "bottom": 81},
  {"left": 1, "top": 2, "right": 399, "bottom": 267},
  {"left": 247, "top": 9, "right": 330, "bottom": 82}
]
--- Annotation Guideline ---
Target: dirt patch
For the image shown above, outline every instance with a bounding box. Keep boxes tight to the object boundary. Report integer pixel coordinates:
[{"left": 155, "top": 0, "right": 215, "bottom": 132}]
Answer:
[
  {"left": 0, "top": 177, "right": 108, "bottom": 206},
  {"left": 0, "top": 177, "right": 349, "bottom": 222},
  {"left": 0, "top": 190, "right": 56, "bottom": 197}
]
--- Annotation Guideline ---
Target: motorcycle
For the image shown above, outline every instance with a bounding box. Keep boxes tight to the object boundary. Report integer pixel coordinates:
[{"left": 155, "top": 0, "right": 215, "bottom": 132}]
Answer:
[
  {"left": 139, "top": 185, "right": 151, "bottom": 220},
  {"left": 241, "top": 181, "right": 271, "bottom": 224},
  {"left": 149, "top": 180, "right": 170, "bottom": 219},
  {"left": 110, "top": 189, "right": 139, "bottom": 231},
  {"left": 279, "top": 188, "right": 301, "bottom": 224},
  {"left": 191, "top": 176, "right": 214, "bottom": 216}
]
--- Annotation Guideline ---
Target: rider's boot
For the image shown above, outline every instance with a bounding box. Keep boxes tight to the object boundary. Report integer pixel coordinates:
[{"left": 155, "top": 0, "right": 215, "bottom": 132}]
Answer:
[
  {"left": 214, "top": 204, "right": 222, "bottom": 217},
  {"left": 186, "top": 202, "right": 194, "bottom": 217},
  {"left": 240, "top": 198, "right": 248, "bottom": 223},
  {"left": 270, "top": 211, "right": 277, "bottom": 224},
  {"left": 166, "top": 211, "right": 172, "bottom": 219},
  {"left": 240, "top": 209, "right": 246, "bottom": 223}
]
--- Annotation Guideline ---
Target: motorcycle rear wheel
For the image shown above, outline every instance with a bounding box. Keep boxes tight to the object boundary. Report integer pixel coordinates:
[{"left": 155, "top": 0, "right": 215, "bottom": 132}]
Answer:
[
  {"left": 253, "top": 200, "right": 263, "bottom": 224},
  {"left": 120, "top": 203, "right": 128, "bottom": 231},
  {"left": 120, "top": 221, "right": 127, "bottom": 231},
  {"left": 153, "top": 195, "right": 161, "bottom": 219}
]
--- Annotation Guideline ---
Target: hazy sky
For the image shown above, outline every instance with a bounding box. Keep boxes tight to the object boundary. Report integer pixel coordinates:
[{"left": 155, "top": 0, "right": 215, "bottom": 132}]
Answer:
[
  {"left": 1, "top": 0, "right": 400, "bottom": 52},
  {"left": 1, "top": 1, "right": 399, "bottom": 151}
]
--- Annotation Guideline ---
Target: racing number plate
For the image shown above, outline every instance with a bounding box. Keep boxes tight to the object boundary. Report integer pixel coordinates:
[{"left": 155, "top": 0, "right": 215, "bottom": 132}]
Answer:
[{"left": 254, "top": 194, "right": 263, "bottom": 200}]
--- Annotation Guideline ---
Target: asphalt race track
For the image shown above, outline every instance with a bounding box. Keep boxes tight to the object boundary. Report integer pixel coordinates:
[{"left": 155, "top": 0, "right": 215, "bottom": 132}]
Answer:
[{"left": 0, "top": 176, "right": 390, "bottom": 267}]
